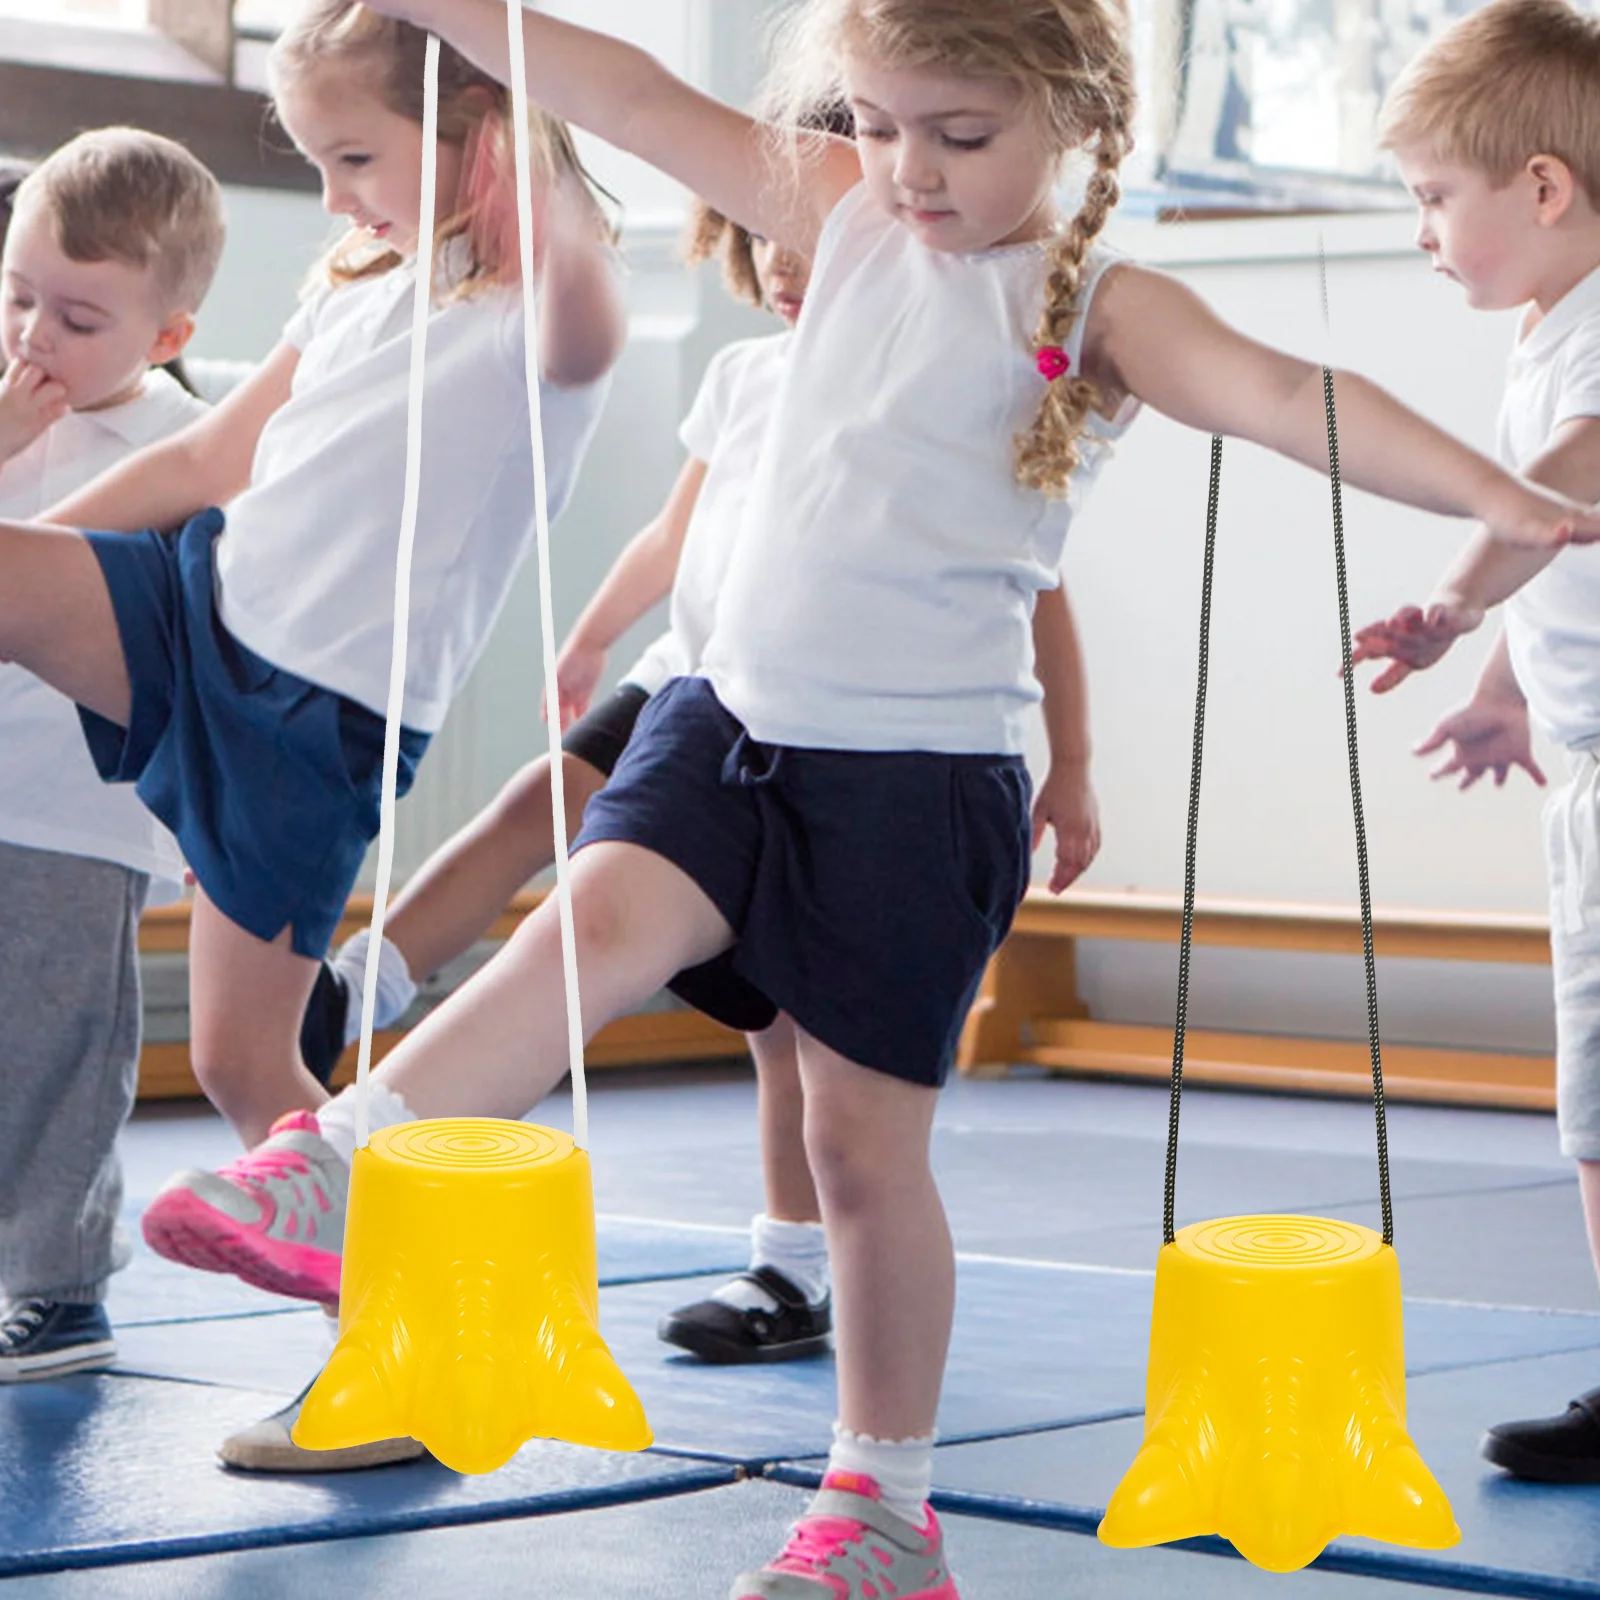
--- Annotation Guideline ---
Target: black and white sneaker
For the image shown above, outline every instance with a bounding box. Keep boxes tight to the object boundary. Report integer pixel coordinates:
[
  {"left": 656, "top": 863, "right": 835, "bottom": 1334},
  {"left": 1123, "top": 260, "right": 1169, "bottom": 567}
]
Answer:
[
  {"left": 658, "top": 1266, "right": 831, "bottom": 1364},
  {"left": 298, "top": 960, "right": 351, "bottom": 1088},
  {"left": 0, "top": 1299, "right": 116, "bottom": 1381}
]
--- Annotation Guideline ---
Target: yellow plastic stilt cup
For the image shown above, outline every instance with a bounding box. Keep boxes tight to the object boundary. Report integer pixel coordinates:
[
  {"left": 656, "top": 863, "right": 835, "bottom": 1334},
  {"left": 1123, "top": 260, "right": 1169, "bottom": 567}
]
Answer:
[
  {"left": 291, "top": 1119, "right": 651, "bottom": 1473},
  {"left": 1099, "top": 1215, "right": 1459, "bottom": 1571}
]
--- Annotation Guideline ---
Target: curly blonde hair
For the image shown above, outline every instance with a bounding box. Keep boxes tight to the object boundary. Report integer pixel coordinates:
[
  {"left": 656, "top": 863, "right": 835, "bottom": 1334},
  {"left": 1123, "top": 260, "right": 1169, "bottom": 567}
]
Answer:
[
  {"left": 759, "top": 0, "right": 1135, "bottom": 499},
  {"left": 270, "top": 1, "right": 613, "bottom": 300},
  {"left": 681, "top": 199, "right": 762, "bottom": 308}
]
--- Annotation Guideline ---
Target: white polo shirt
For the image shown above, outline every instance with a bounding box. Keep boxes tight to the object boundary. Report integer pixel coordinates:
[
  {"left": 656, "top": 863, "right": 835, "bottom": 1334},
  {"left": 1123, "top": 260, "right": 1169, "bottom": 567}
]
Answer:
[
  {"left": 216, "top": 249, "right": 610, "bottom": 732},
  {"left": 0, "top": 369, "right": 198, "bottom": 888},
  {"left": 700, "top": 184, "right": 1138, "bottom": 755},
  {"left": 624, "top": 332, "right": 790, "bottom": 693},
  {"left": 1502, "top": 262, "right": 1600, "bottom": 748}
]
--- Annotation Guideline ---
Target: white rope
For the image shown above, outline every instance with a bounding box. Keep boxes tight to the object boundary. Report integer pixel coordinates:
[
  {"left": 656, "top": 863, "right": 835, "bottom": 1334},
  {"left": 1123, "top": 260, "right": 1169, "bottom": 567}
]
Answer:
[
  {"left": 354, "top": 34, "right": 439, "bottom": 1150},
  {"left": 506, "top": 0, "right": 589, "bottom": 1151}
]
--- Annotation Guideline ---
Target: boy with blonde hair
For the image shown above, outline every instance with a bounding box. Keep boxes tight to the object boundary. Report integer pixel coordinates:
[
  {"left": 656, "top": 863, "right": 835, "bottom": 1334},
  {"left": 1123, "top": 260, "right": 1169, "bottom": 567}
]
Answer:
[
  {"left": 0, "top": 128, "right": 224, "bottom": 1379},
  {"left": 1351, "top": 0, "right": 1600, "bottom": 1480}
]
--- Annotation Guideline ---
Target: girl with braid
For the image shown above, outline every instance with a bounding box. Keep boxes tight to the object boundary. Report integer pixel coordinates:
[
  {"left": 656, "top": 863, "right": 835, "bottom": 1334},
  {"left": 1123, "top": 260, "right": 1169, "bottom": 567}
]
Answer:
[{"left": 158, "top": 2, "right": 1600, "bottom": 1593}]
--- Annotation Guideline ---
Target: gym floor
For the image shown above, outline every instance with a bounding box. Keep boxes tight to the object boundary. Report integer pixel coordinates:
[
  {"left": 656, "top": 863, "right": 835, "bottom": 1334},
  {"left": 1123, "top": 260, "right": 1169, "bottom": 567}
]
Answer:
[{"left": 2, "top": 1067, "right": 1595, "bottom": 1598}]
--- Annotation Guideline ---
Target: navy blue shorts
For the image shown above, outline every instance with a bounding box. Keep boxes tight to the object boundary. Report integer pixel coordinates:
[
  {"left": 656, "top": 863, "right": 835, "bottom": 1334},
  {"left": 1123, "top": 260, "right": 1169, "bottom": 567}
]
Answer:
[
  {"left": 78, "top": 510, "right": 430, "bottom": 960},
  {"left": 574, "top": 676, "right": 1032, "bottom": 1087},
  {"left": 562, "top": 682, "right": 650, "bottom": 776}
]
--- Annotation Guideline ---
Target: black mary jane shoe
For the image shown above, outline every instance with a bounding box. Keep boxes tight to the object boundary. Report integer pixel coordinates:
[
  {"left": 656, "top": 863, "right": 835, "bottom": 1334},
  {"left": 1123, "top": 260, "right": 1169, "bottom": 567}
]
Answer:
[{"left": 657, "top": 1266, "right": 831, "bottom": 1364}]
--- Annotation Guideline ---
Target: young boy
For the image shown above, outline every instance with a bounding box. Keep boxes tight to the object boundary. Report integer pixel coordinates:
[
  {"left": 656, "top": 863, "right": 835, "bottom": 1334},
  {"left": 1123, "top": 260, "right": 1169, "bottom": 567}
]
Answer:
[
  {"left": 0, "top": 129, "right": 225, "bottom": 1379},
  {"left": 1350, "top": 0, "right": 1600, "bottom": 1481}
]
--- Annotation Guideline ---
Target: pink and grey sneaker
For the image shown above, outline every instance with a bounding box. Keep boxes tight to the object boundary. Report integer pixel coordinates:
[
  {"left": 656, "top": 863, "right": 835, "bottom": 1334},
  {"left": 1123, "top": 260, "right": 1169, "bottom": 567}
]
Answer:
[
  {"left": 140, "top": 1111, "right": 348, "bottom": 1305},
  {"left": 730, "top": 1471, "right": 959, "bottom": 1600}
]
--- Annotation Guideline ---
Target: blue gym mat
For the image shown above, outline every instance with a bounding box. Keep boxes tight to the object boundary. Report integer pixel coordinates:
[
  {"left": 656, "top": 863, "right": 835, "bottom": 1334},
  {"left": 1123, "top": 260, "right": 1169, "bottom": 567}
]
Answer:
[
  {"left": 877, "top": 1344, "right": 1600, "bottom": 1598},
  {"left": 0, "top": 1375, "right": 734, "bottom": 1580},
  {"left": 108, "top": 1214, "right": 747, "bottom": 1327},
  {"left": 0, "top": 1476, "right": 1453, "bottom": 1600},
  {"left": 110, "top": 1258, "right": 1600, "bottom": 1468}
]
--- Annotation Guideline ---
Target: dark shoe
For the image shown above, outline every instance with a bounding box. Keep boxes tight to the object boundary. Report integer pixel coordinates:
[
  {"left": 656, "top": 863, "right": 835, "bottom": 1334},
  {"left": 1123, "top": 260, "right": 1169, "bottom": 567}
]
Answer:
[
  {"left": 1482, "top": 1388, "right": 1600, "bottom": 1482},
  {"left": 299, "top": 960, "right": 351, "bottom": 1087},
  {"left": 658, "top": 1266, "right": 831, "bottom": 1364},
  {"left": 219, "top": 1376, "right": 426, "bottom": 1473},
  {"left": 0, "top": 1299, "right": 116, "bottom": 1381}
]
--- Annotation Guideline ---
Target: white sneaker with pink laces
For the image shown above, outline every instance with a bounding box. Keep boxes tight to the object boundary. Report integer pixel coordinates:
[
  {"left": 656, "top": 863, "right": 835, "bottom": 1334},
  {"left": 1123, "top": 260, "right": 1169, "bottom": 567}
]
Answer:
[
  {"left": 731, "top": 1471, "right": 959, "bottom": 1599},
  {"left": 140, "top": 1111, "right": 348, "bottom": 1305}
]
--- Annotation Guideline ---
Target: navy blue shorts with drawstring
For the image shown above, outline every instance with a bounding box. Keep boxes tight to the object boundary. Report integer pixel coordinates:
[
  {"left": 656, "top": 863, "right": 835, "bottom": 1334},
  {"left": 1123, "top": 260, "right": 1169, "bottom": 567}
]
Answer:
[
  {"left": 573, "top": 675, "right": 1031, "bottom": 1087},
  {"left": 77, "top": 509, "right": 430, "bottom": 960}
]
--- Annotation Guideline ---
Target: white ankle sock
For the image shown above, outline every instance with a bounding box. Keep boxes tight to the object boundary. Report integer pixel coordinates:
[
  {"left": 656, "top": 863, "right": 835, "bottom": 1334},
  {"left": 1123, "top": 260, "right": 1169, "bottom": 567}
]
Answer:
[
  {"left": 712, "top": 1214, "right": 829, "bottom": 1311},
  {"left": 827, "top": 1423, "right": 936, "bottom": 1525},
  {"left": 315, "top": 1082, "right": 419, "bottom": 1168},
  {"left": 333, "top": 930, "right": 418, "bottom": 1045}
]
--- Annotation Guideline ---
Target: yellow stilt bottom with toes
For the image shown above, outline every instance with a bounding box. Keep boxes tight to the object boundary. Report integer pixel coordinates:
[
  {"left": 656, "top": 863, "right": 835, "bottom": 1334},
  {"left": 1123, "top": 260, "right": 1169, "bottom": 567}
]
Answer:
[
  {"left": 292, "top": 1120, "right": 651, "bottom": 1473},
  {"left": 1099, "top": 1215, "right": 1459, "bottom": 1571}
]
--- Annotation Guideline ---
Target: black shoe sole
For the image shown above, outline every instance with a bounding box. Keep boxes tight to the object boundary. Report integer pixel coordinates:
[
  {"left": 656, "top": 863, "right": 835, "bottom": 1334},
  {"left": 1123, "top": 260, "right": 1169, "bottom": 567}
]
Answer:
[
  {"left": 1481, "top": 1428, "right": 1600, "bottom": 1483},
  {"left": 656, "top": 1313, "right": 831, "bottom": 1365}
]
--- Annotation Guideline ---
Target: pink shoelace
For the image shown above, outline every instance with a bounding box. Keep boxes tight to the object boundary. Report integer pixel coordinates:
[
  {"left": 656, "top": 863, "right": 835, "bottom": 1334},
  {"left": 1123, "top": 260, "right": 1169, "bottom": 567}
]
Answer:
[{"left": 772, "top": 1513, "right": 871, "bottom": 1574}]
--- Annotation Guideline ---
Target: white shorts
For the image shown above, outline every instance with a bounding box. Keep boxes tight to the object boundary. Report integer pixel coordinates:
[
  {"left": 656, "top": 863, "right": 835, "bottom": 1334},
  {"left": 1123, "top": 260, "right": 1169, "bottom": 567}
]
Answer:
[{"left": 1546, "top": 739, "right": 1600, "bottom": 1158}]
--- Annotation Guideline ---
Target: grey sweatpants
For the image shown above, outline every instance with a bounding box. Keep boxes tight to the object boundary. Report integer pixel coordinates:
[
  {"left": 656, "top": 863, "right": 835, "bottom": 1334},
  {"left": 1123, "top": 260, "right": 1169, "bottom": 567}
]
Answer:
[{"left": 0, "top": 840, "right": 149, "bottom": 1304}]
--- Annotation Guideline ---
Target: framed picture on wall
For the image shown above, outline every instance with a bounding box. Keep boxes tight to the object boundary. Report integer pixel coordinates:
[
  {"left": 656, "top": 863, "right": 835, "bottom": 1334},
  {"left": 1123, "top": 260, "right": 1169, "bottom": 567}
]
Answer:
[{"left": 1128, "top": 0, "right": 1593, "bottom": 210}]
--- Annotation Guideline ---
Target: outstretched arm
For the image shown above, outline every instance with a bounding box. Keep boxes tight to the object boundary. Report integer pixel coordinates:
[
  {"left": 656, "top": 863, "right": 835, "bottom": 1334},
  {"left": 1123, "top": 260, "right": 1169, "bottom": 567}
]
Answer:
[
  {"left": 1031, "top": 581, "right": 1101, "bottom": 893},
  {"left": 1351, "top": 414, "right": 1600, "bottom": 689},
  {"left": 1090, "top": 265, "right": 1600, "bottom": 549},
  {"left": 362, "top": 0, "right": 862, "bottom": 258},
  {"left": 552, "top": 455, "right": 707, "bottom": 726},
  {"left": 41, "top": 342, "right": 299, "bottom": 532}
]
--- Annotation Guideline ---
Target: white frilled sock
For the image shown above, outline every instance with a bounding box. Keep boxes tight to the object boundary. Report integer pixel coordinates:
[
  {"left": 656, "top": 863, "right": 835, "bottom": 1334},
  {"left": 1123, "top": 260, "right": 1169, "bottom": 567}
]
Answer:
[
  {"left": 315, "top": 1082, "right": 419, "bottom": 1168},
  {"left": 826, "top": 1423, "right": 937, "bottom": 1525},
  {"left": 332, "top": 929, "right": 418, "bottom": 1046},
  {"left": 712, "top": 1213, "right": 830, "bottom": 1311}
]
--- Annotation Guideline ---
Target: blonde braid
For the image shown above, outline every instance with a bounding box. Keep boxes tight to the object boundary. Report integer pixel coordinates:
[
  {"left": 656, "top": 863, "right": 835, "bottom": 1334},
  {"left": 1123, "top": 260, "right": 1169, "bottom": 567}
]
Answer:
[{"left": 1015, "top": 127, "right": 1129, "bottom": 497}]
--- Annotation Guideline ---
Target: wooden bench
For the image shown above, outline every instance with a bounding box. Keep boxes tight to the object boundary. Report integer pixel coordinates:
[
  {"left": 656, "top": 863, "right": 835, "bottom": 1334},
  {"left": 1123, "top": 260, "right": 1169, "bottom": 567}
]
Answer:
[
  {"left": 955, "top": 889, "right": 1555, "bottom": 1111},
  {"left": 134, "top": 891, "right": 748, "bottom": 1100}
]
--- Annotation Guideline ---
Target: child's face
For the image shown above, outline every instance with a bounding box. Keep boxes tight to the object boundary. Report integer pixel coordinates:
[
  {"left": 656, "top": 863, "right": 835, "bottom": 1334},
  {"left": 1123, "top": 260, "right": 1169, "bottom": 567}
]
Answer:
[
  {"left": 1394, "top": 145, "right": 1542, "bottom": 310},
  {"left": 843, "top": 56, "right": 1061, "bottom": 255},
  {"left": 0, "top": 202, "right": 189, "bottom": 412},
  {"left": 275, "top": 72, "right": 466, "bottom": 259},
  {"left": 751, "top": 235, "right": 812, "bottom": 325}
]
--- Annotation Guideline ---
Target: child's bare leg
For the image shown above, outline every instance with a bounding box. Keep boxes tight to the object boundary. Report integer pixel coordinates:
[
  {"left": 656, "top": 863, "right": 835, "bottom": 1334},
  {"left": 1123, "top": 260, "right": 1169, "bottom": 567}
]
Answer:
[
  {"left": 187, "top": 888, "right": 325, "bottom": 1146},
  {"left": 1578, "top": 1161, "right": 1600, "bottom": 1286},
  {"left": 373, "top": 840, "right": 733, "bottom": 1120},
  {"left": 799, "top": 1031, "right": 951, "bottom": 1442},
  {"left": 382, "top": 751, "right": 606, "bottom": 981},
  {"left": 750, "top": 1016, "right": 821, "bottom": 1224},
  {"left": 0, "top": 522, "right": 130, "bottom": 723}
]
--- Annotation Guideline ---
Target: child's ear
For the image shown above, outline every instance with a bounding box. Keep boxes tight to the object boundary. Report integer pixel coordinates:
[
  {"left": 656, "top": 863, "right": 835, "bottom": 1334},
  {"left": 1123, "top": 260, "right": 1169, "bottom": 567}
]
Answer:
[
  {"left": 147, "top": 310, "right": 196, "bottom": 367},
  {"left": 1528, "top": 153, "right": 1578, "bottom": 225}
]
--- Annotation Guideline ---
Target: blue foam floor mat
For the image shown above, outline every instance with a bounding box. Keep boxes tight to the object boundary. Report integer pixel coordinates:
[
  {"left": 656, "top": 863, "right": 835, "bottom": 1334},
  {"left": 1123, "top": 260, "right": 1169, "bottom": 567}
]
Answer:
[
  {"left": 909, "top": 1344, "right": 1600, "bottom": 1598},
  {"left": 111, "top": 1258, "right": 1600, "bottom": 1467},
  {"left": 0, "top": 1375, "right": 733, "bottom": 1580},
  {"left": 108, "top": 1215, "right": 746, "bottom": 1327},
  {"left": 0, "top": 1477, "right": 1456, "bottom": 1599}
]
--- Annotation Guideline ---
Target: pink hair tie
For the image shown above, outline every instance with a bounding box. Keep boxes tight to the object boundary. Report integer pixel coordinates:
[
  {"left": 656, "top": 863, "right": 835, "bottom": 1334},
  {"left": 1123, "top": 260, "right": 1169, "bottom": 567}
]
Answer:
[{"left": 1036, "top": 345, "right": 1071, "bottom": 382}]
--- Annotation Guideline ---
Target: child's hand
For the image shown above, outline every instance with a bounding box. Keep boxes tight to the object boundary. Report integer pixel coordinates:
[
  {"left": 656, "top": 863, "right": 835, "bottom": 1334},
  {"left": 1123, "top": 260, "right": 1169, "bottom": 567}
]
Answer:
[
  {"left": 1413, "top": 697, "right": 1545, "bottom": 790},
  {"left": 550, "top": 637, "right": 606, "bottom": 729},
  {"left": 1350, "top": 596, "right": 1484, "bottom": 693},
  {"left": 1032, "top": 759, "right": 1101, "bottom": 894},
  {"left": 1481, "top": 476, "right": 1600, "bottom": 549},
  {"left": 0, "top": 360, "right": 69, "bottom": 464}
]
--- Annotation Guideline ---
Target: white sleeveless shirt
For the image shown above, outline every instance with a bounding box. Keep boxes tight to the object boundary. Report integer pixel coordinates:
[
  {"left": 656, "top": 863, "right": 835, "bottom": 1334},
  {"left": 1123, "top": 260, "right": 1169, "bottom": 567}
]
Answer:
[{"left": 700, "top": 183, "right": 1138, "bottom": 755}]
